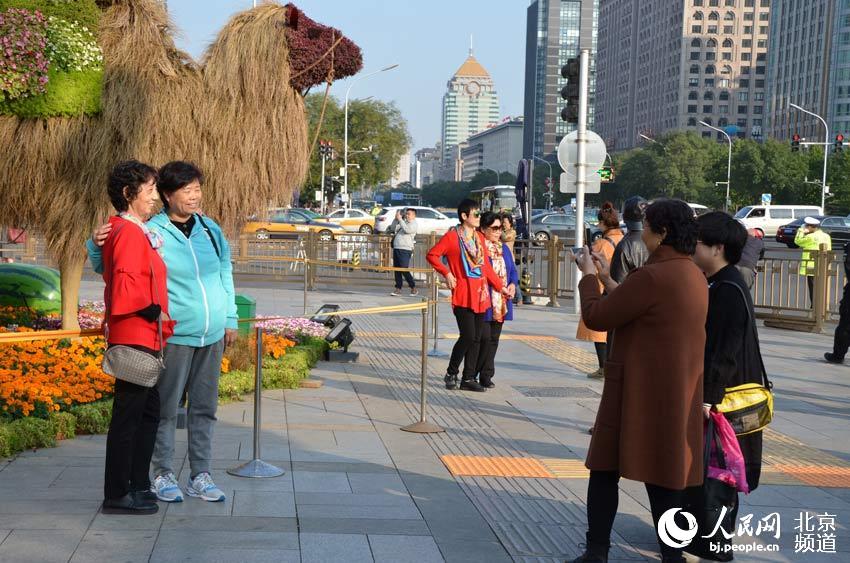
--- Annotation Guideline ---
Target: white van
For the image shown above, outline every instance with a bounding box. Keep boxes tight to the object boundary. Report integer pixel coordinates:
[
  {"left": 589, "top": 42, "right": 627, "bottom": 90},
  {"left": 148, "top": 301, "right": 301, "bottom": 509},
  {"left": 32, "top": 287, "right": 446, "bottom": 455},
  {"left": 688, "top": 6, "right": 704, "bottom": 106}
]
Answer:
[{"left": 734, "top": 205, "right": 823, "bottom": 235}]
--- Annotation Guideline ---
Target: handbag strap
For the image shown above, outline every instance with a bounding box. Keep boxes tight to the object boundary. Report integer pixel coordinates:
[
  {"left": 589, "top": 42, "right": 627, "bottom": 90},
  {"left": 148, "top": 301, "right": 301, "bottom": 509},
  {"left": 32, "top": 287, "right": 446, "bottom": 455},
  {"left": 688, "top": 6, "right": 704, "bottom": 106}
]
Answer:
[
  {"left": 103, "top": 221, "right": 164, "bottom": 362},
  {"left": 716, "top": 280, "right": 772, "bottom": 391}
]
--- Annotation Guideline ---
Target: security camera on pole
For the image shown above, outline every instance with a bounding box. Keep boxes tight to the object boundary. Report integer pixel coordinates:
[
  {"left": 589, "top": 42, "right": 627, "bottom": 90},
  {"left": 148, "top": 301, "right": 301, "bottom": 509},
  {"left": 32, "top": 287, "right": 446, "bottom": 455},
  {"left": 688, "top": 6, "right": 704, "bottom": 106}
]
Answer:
[{"left": 557, "top": 49, "right": 604, "bottom": 314}]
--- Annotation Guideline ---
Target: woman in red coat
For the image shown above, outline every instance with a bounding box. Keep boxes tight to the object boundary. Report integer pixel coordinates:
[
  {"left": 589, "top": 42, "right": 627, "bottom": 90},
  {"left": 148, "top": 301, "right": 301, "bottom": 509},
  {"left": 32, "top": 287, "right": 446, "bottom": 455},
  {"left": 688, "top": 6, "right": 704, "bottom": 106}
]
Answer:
[
  {"left": 100, "top": 161, "right": 175, "bottom": 515},
  {"left": 427, "top": 199, "right": 505, "bottom": 392}
]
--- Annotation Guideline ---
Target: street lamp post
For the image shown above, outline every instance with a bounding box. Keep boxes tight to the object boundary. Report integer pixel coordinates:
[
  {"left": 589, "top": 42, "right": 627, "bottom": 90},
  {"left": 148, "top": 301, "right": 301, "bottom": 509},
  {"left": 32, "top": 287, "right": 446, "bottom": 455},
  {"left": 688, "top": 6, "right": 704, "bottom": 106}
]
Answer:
[
  {"left": 344, "top": 64, "right": 399, "bottom": 208},
  {"left": 790, "top": 103, "right": 829, "bottom": 212},
  {"left": 699, "top": 121, "right": 732, "bottom": 212}
]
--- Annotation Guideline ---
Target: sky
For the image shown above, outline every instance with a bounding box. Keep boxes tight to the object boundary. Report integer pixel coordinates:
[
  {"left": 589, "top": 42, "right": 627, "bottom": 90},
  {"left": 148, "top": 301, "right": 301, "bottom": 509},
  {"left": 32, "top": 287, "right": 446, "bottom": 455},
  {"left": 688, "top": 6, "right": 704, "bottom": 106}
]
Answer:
[{"left": 168, "top": 0, "right": 528, "bottom": 153}]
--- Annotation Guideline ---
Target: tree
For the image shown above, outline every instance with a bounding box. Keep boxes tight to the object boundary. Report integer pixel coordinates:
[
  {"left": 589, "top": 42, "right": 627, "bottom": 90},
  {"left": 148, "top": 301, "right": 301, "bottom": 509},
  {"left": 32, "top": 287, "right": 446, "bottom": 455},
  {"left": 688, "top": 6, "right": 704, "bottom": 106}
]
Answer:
[{"left": 305, "top": 93, "right": 411, "bottom": 199}]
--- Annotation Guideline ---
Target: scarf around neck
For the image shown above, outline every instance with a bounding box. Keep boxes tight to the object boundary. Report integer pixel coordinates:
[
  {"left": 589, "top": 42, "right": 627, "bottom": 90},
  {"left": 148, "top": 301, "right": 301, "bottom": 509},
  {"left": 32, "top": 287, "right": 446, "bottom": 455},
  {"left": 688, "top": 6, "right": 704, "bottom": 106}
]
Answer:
[
  {"left": 119, "top": 212, "right": 163, "bottom": 250},
  {"left": 456, "top": 225, "right": 484, "bottom": 279},
  {"left": 486, "top": 240, "right": 508, "bottom": 322}
]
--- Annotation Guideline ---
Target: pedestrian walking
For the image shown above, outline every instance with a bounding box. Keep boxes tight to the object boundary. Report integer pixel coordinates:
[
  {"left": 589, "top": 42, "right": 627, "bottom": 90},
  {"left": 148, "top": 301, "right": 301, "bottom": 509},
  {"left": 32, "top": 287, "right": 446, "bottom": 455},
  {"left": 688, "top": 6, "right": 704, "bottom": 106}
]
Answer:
[
  {"left": 569, "top": 199, "right": 707, "bottom": 563},
  {"left": 575, "top": 202, "right": 623, "bottom": 379},
  {"left": 736, "top": 229, "right": 764, "bottom": 290},
  {"left": 475, "top": 212, "right": 518, "bottom": 388},
  {"left": 99, "top": 160, "right": 175, "bottom": 515},
  {"left": 824, "top": 240, "right": 850, "bottom": 364},
  {"left": 89, "top": 161, "right": 237, "bottom": 504},
  {"left": 609, "top": 196, "right": 649, "bottom": 283},
  {"left": 427, "top": 199, "right": 506, "bottom": 392},
  {"left": 390, "top": 208, "right": 418, "bottom": 296},
  {"left": 795, "top": 216, "right": 831, "bottom": 308}
]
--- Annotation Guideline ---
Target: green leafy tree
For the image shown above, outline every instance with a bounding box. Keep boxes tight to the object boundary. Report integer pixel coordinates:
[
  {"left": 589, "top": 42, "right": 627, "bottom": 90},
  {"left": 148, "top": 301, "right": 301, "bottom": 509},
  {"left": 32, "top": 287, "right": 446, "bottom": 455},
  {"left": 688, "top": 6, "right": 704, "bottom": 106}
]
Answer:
[{"left": 304, "top": 93, "right": 411, "bottom": 200}]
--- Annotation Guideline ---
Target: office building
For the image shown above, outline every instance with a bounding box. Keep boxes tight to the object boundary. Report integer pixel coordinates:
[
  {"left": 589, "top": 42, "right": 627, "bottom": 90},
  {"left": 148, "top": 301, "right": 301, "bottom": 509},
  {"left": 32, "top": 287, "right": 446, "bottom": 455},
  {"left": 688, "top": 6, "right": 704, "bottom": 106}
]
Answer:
[
  {"left": 523, "top": 0, "right": 598, "bottom": 160},
  {"left": 390, "top": 153, "right": 410, "bottom": 187},
  {"left": 461, "top": 117, "right": 525, "bottom": 180},
  {"left": 596, "top": 0, "right": 771, "bottom": 150},
  {"left": 440, "top": 48, "right": 500, "bottom": 165},
  {"left": 765, "top": 0, "right": 850, "bottom": 140}
]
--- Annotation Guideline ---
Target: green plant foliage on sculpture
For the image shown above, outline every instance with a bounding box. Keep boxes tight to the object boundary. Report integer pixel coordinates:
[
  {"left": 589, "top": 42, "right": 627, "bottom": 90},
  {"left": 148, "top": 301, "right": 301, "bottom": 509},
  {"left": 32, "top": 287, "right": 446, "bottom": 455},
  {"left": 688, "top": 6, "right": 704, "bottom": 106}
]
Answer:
[{"left": 0, "top": 0, "right": 102, "bottom": 117}]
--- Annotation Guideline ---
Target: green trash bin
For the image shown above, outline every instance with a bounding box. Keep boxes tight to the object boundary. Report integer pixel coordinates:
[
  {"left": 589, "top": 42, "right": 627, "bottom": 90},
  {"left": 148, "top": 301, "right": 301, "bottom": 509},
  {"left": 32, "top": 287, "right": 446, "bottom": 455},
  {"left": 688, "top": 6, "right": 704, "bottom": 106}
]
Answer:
[{"left": 235, "top": 294, "right": 257, "bottom": 336}]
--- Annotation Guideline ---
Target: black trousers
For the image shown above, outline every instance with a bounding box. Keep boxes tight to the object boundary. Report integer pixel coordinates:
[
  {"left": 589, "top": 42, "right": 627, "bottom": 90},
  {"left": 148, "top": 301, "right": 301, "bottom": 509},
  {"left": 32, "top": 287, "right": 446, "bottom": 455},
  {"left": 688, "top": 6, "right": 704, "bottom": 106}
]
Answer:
[
  {"left": 586, "top": 470, "right": 688, "bottom": 558},
  {"left": 807, "top": 276, "right": 814, "bottom": 308},
  {"left": 393, "top": 249, "right": 415, "bottom": 289},
  {"left": 594, "top": 342, "right": 607, "bottom": 369},
  {"left": 449, "top": 307, "right": 485, "bottom": 380},
  {"left": 476, "top": 320, "right": 504, "bottom": 384},
  {"left": 833, "top": 284, "right": 850, "bottom": 359},
  {"left": 104, "top": 379, "right": 160, "bottom": 500}
]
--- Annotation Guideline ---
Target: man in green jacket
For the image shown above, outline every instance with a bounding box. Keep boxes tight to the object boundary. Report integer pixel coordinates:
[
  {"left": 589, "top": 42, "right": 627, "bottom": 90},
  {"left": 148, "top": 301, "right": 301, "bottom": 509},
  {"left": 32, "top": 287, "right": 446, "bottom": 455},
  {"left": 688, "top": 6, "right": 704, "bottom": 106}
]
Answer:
[{"left": 795, "top": 216, "right": 832, "bottom": 308}]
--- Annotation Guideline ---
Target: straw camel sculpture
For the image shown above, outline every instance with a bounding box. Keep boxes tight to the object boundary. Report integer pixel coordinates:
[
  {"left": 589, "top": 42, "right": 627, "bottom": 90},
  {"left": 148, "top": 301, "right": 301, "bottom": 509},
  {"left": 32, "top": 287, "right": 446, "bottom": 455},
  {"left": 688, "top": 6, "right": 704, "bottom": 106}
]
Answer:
[{"left": 0, "top": 0, "right": 362, "bottom": 328}]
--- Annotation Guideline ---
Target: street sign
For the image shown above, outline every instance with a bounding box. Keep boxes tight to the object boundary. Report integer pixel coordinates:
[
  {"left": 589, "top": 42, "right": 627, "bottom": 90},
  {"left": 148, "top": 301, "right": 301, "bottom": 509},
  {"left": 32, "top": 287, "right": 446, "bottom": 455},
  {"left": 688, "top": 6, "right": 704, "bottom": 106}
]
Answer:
[
  {"left": 559, "top": 172, "right": 600, "bottom": 194},
  {"left": 761, "top": 193, "right": 772, "bottom": 206},
  {"left": 390, "top": 192, "right": 404, "bottom": 201},
  {"left": 314, "top": 190, "right": 322, "bottom": 202},
  {"left": 556, "top": 130, "right": 607, "bottom": 179},
  {"left": 339, "top": 167, "right": 346, "bottom": 177}
]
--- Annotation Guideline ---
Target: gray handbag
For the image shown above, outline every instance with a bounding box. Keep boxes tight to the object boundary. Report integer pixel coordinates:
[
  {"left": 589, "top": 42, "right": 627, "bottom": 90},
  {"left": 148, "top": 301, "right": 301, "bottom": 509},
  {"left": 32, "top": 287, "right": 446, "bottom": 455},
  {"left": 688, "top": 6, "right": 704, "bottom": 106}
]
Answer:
[{"left": 101, "top": 238, "right": 165, "bottom": 388}]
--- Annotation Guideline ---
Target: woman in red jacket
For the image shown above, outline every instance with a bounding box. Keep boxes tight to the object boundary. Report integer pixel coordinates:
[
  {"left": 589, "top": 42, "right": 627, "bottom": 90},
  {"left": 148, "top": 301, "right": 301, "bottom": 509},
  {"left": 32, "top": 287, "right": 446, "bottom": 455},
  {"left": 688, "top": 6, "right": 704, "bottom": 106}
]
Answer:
[
  {"left": 100, "top": 161, "right": 175, "bottom": 515},
  {"left": 427, "top": 199, "right": 506, "bottom": 392}
]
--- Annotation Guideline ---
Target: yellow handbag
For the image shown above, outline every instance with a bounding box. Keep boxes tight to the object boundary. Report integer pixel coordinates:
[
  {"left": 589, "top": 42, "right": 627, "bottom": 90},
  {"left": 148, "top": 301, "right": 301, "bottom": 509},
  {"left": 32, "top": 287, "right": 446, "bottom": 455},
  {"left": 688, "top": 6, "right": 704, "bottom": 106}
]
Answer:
[{"left": 714, "top": 281, "right": 774, "bottom": 436}]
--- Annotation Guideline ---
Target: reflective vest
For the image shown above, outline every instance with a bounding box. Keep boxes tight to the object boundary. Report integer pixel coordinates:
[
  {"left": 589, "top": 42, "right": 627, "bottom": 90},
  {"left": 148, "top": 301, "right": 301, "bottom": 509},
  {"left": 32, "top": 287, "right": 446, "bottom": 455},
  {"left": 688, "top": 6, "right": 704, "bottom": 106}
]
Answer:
[{"left": 795, "top": 228, "right": 832, "bottom": 276}]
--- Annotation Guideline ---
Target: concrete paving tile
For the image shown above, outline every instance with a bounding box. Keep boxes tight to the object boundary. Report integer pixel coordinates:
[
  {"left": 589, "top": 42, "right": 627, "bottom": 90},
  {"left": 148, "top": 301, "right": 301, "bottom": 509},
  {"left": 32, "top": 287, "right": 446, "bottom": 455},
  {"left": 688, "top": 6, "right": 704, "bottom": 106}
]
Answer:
[
  {"left": 0, "top": 499, "right": 101, "bottom": 515},
  {"left": 163, "top": 516, "right": 298, "bottom": 532},
  {"left": 0, "top": 514, "right": 91, "bottom": 531},
  {"left": 0, "top": 530, "right": 83, "bottom": 563},
  {"left": 149, "top": 547, "right": 300, "bottom": 563},
  {"left": 0, "top": 486, "right": 97, "bottom": 501},
  {"left": 70, "top": 530, "right": 157, "bottom": 562},
  {"left": 0, "top": 466, "right": 65, "bottom": 488},
  {"left": 347, "top": 472, "right": 408, "bottom": 495},
  {"left": 163, "top": 494, "right": 233, "bottom": 517},
  {"left": 293, "top": 471, "right": 352, "bottom": 493},
  {"left": 436, "top": 539, "right": 511, "bottom": 563},
  {"left": 298, "top": 518, "right": 431, "bottom": 536},
  {"left": 299, "top": 532, "right": 373, "bottom": 563},
  {"left": 3, "top": 456, "right": 101, "bottom": 468},
  {"left": 155, "top": 530, "right": 299, "bottom": 551},
  {"left": 232, "top": 491, "right": 296, "bottom": 517},
  {"left": 292, "top": 461, "right": 396, "bottom": 473},
  {"left": 290, "top": 449, "right": 393, "bottom": 464},
  {"left": 0, "top": 530, "right": 9, "bottom": 545},
  {"left": 296, "top": 492, "right": 413, "bottom": 507},
  {"left": 236, "top": 442, "right": 291, "bottom": 461},
  {"left": 298, "top": 504, "right": 422, "bottom": 520},
  {"left": 368, "top": 534, "right": 443, "bottom": 563},
  {"left": 89, "top": 510, "right": 166, "bottom": 531},
  {"left": 177, "top": 471, "right": 293, "bottom": 494}
]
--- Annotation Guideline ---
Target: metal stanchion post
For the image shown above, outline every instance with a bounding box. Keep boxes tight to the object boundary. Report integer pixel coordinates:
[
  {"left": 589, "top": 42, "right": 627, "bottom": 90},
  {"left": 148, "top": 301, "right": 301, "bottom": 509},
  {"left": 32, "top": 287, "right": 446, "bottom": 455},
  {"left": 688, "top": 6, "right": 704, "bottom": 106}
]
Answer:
[
  {"left": 227, "top": 327, "right": 285, "bottom": 477},
  {"left": 303, "top": 255, "right": 309, "bottom": 317},
  {"left": 401, "top": 300, "right": 445, "bottom": 434},
  {"left": 427, "top": 271, "right": 447, "bottom": 357}
]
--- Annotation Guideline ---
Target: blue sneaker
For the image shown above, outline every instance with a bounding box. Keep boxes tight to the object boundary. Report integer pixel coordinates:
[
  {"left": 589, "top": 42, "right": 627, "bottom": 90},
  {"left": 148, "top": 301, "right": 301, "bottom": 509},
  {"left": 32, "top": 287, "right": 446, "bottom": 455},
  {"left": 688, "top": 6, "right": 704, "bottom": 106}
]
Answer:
[
  {"left": 186, "top": 472, "right": 225, "bottom": 502},
  {"left": 152, "top": 472, "right": 183, "bottom": 503}
]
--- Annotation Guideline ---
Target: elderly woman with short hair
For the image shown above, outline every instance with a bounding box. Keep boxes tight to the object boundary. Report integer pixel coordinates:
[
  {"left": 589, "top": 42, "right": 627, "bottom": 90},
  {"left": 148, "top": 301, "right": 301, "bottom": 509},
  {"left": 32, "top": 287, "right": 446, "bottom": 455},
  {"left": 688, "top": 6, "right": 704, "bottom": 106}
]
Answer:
[{"left": 569, "top": 199, "right": 708, "bottom": 563}]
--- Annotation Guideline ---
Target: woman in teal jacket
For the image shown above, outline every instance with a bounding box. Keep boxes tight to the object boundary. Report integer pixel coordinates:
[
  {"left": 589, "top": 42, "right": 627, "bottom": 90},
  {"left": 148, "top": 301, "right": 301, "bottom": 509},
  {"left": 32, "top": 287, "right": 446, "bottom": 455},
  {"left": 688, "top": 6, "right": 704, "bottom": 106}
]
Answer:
[{"left": 88, "top": 161, "right": 237, "bottom": 504}]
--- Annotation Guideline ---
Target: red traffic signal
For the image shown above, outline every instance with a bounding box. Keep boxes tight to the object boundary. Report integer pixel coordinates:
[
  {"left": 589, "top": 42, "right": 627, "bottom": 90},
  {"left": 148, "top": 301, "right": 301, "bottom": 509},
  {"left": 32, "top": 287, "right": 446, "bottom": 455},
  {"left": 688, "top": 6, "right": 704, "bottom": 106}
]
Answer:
[
  {"left": 791, "top": 133, "right": 801, "bottom": 152},
  {"left": 837, "top": 134, "right": 845, "bottom": 153}
]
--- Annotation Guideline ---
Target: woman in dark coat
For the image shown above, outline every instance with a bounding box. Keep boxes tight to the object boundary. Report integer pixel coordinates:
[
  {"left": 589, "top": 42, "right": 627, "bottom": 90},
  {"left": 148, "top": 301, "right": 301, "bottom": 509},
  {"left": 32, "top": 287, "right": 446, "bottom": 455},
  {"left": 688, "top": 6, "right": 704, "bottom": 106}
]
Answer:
[
  {"left": 570, "top": 199, "right": 708, "bottom": 563},
  {"left": 694, "top": 212, "right": 764, "bottom": 495}
]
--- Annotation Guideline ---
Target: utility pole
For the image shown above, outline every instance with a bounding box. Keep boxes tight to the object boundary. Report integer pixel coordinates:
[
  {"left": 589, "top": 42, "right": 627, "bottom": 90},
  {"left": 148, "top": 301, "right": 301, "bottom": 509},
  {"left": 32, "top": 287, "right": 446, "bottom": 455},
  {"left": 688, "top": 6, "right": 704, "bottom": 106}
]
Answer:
[{"left": 573, "top": 48, "right": 590, "bottom": 315}]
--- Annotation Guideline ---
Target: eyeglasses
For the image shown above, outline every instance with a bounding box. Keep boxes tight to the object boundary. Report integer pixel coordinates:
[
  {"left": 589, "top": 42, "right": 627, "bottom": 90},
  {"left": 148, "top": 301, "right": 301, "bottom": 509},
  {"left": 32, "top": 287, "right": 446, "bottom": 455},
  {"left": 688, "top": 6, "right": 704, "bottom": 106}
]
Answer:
[
  {"left": 472, "top": 211, "right": 481, "bottom": 218},
  {"left": 488, "top": 225, "right": 503, "bottom": 231}
]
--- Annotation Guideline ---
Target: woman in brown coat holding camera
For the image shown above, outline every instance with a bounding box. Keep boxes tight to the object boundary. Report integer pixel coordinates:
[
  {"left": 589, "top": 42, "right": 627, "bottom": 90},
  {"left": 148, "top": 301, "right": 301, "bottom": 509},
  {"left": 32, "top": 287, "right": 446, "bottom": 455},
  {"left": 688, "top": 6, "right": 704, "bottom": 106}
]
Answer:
[{"left": 569, "top": 199, "right": 708, "bottom": 563}]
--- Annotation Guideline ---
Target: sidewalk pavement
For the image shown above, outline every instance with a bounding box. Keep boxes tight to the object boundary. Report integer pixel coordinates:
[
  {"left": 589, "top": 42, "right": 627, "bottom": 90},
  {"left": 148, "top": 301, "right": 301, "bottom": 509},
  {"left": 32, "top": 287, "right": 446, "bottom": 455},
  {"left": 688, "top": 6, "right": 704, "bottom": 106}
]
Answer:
[{"left": 0, "top": 279, "right": 848, "bottom": 562}]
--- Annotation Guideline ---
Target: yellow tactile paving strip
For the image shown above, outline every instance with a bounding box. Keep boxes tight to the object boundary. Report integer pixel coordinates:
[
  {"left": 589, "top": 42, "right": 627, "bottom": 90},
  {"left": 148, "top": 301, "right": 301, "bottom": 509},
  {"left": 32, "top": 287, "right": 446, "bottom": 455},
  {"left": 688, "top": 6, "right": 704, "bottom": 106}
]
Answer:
[
  {"left": 520, "top": 335, "right": 600, "bottom": 374},
  {"left": 440, "top": 455, "right": 555, "bottom": 478},
  {"left": 539, "top": 458, "right": 590, "bottom": 478},
  {"left": 358, "top": 332, "right": 559, "bottom": 341}
]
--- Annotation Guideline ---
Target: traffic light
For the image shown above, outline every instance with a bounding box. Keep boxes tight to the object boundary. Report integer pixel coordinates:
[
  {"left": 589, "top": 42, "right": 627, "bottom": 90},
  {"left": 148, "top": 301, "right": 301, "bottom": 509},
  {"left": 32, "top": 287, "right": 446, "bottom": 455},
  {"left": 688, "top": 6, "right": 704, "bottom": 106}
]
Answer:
[
  {"left": 836, "top": 134, "right": 845, "bottom": 153},
  {"left": 597, "top": 166, "right": 614, "bottom": 183},
  {"left": 323, "top": 175, "right": 333, "bottom": 192},
  {"left": 791, "top": 133, "right": 801, "bottom": 152},
  {"left": 560, "top": 58, "right": 579, "bottom": 123},
  {"left": 319, "top": 140, "right": 333, "bottom": 159}
]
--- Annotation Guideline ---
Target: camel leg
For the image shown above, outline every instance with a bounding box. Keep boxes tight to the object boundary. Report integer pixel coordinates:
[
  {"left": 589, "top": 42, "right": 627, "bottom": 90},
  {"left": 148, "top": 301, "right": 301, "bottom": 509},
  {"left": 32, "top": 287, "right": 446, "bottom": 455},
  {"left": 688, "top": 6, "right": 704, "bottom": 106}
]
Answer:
[{"left": 60, "top": 255, "right": 85, "bottom": 330}]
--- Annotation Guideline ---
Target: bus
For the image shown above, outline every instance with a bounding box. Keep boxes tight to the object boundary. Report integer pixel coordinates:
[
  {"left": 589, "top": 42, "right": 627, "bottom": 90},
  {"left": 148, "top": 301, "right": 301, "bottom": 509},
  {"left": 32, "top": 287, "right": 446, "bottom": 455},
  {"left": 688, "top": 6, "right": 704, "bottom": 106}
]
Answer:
[{"left": 470, "top": 185, "right": 518, "bottom": 214}]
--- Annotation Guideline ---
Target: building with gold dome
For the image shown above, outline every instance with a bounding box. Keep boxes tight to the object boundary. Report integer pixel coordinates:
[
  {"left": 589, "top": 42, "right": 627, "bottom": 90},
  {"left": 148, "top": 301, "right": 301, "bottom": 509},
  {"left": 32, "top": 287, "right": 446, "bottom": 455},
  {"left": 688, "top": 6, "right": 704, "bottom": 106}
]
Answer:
[{"left": 440, "top": 48, "right": 501, "bottom": 171}]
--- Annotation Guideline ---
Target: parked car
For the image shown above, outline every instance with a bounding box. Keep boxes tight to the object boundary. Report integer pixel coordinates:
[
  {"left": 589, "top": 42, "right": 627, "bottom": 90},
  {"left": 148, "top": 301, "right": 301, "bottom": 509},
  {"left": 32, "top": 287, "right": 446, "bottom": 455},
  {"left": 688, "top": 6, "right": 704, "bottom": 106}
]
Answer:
[
  {"left": 734, "top": 204, "right": 823, "bottom": 237},
  {"left": 775, "top": 215, "right": 850, "bottom": 248},
  {"left": 374, "top": 206, "right": 458, "bottom": 235},
  {"left": 292, "top": 208, "right": 322, "bottom": 220},
  {"left": 243, "top": 209, "right": 345, "bottom": 241},
  {"left": 530, "top": 213, "right": 600, "bottom": 245},
  {"left": 322, "top": 208, "right": 375, "bottom": 233}
]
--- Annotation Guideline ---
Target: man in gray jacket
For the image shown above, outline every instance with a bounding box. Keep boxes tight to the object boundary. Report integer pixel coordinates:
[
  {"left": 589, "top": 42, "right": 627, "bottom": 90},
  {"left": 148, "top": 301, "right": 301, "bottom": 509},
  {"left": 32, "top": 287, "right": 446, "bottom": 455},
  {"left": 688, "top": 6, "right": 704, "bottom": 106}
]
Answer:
[{"left": 391, "top": 208, "right": 418, "bottom": 296}]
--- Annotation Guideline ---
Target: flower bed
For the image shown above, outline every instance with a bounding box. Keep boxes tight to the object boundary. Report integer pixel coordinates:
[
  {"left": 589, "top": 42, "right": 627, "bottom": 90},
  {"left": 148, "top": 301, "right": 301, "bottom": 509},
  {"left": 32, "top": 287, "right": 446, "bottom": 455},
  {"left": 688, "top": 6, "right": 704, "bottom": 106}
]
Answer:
[{"left": 1, "top": 302, "right": 329, "bottom": 458}]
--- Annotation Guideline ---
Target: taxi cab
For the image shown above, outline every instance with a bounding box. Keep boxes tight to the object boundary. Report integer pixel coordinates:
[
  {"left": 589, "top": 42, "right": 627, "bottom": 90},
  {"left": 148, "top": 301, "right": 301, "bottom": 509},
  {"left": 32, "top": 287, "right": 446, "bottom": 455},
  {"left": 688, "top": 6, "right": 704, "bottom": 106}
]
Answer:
[
  {"left": 242, "top": 209, "right": 345, "bottom": 241},
  {"left": 323, "top": 208, "right": 376, "bottom": 233}
]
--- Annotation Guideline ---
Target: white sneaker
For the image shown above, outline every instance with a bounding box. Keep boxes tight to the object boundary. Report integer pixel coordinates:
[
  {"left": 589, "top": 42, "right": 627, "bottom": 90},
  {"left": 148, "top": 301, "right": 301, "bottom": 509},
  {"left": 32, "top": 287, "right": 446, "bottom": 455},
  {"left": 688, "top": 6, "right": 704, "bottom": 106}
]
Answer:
[
  {"left": 186, "top": 472, "right": 226, "bottom": 502},
  {"left": 390, "top": 289, "right": 401, "bottom": 296},
  {"left": 152, "top": 472, "right": 184, "bottom": 503}
]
